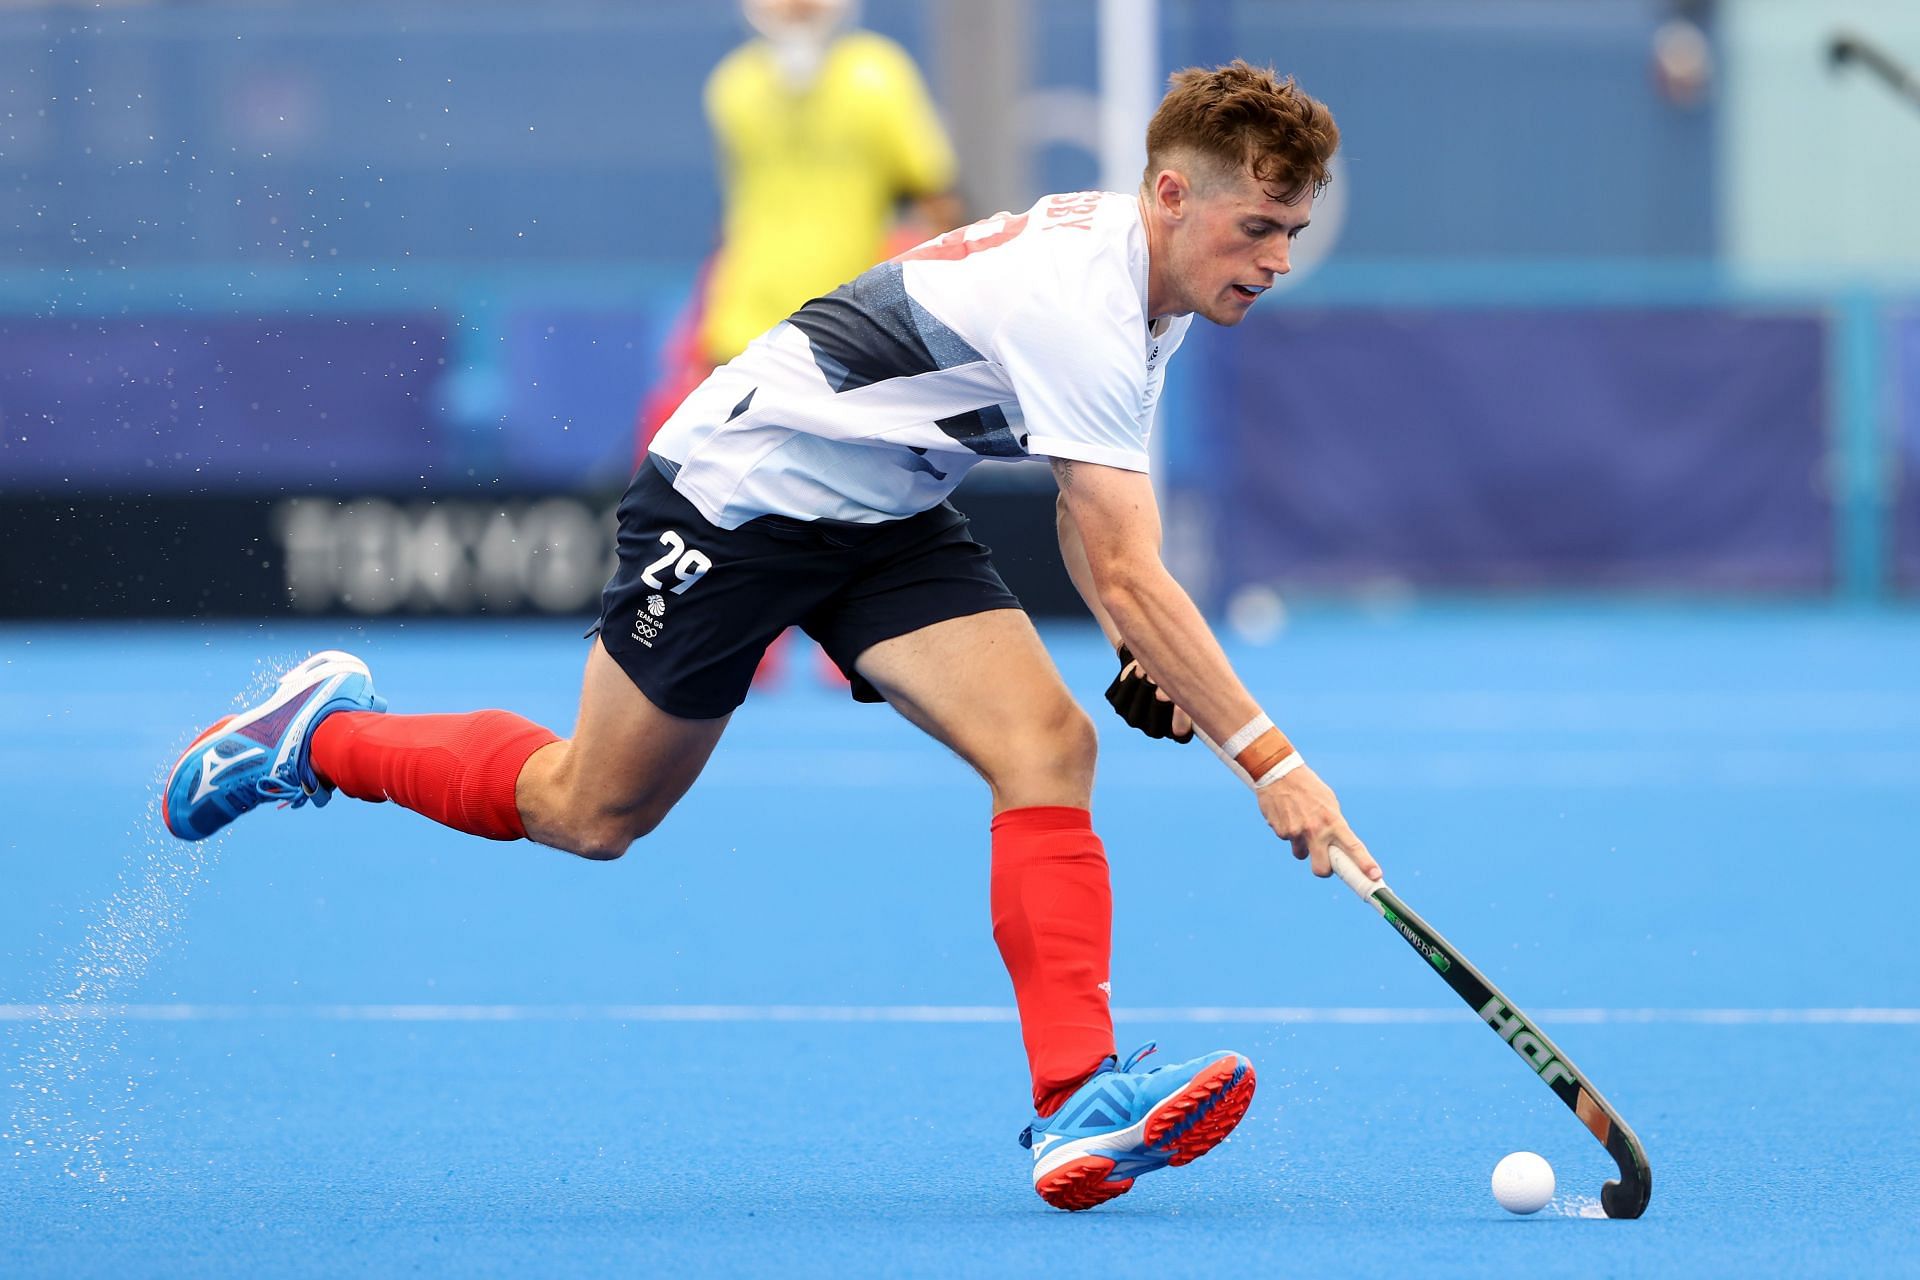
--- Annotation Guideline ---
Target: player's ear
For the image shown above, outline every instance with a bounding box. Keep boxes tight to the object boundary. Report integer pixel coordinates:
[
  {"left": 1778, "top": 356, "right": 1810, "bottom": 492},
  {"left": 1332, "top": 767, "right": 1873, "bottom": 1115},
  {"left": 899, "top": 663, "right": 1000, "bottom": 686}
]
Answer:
[{"left": 1152, "top": 168, "right": 1191, "bottom": 220}]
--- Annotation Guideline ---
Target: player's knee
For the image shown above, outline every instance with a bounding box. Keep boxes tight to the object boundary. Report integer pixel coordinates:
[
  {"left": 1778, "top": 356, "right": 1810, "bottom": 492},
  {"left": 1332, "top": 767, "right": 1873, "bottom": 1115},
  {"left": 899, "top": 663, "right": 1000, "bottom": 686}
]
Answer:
[
  {"left": 989, "top": 696, "right": 1097, "bottom": 797},
  {"left": 1052, "top": 700, "right": 1099, "bottom": 778},
  {"left": 570, "top": 831, "right": 635, "bottom": 862},
  {"left": 564, "top": 804, "right": 671, "bottom": 861}
]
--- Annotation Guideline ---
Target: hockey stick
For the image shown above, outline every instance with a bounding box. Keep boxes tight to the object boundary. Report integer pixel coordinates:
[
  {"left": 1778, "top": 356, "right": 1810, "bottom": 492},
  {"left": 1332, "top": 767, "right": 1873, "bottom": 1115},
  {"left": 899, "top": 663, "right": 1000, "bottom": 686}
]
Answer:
[
  {"left": 1188, "top": 721, "right": 1651, "bottom": 1215},
  {"left": 1830, "top": 30, "right": 1920, "bottom": 114},
  {"left": 1324, "top": 846, "right": 1652, "bottom": 1218}
]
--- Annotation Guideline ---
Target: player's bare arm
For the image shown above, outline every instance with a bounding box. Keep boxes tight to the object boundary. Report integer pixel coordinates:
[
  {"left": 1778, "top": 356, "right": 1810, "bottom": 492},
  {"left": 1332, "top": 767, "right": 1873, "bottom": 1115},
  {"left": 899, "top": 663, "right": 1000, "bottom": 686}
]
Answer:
[
  {"left": 1054, "top": 485, "right": 1123, "bottom": 650},
  {"left": 1056, "top": 484, "right": 1195, "bottom": 743},
  {"left": 1052, "top": 456, "right": 1379, "bottom": 881}
]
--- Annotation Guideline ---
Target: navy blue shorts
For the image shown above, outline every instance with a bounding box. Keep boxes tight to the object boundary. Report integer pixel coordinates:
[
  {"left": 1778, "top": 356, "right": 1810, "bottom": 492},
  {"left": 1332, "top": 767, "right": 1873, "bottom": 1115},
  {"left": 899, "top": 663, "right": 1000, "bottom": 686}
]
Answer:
[{"left": 594, "top": 458, "right": 1023, "bottom": 720}]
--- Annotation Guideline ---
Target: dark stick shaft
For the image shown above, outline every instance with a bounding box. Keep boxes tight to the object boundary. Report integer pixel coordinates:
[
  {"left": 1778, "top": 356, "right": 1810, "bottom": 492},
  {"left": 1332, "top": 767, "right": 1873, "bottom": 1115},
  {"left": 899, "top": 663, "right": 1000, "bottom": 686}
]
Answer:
[{"left": 1367, "top": 885, "right": 1653, "bottom": 1218}]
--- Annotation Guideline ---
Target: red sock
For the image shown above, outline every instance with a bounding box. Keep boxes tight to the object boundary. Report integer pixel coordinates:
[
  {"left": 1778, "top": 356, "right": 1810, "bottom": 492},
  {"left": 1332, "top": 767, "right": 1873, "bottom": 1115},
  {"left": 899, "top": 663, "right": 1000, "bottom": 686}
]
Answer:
[
  {"left": 991, "top": 805, "right": 1116, "bottom": 1116},
  {"left": 310, "top": 710, "right": 559, "bottom": 842}
]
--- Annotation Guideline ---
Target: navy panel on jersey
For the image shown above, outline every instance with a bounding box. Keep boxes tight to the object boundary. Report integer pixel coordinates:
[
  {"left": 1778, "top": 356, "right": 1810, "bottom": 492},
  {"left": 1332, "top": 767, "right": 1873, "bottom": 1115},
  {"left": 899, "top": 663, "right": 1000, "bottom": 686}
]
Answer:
[
  {"left": 787, "top": 262, "right": 986, "bottom": 393},
  {"left": 935, "top": 402, "right": 1024, "bottom": 458}
]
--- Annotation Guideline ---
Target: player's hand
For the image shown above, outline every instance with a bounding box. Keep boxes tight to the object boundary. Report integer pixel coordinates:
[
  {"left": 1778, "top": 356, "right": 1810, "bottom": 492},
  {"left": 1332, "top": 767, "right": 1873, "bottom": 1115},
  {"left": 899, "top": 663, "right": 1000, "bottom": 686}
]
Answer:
[
  {"left": 1254, "top": 765, "right": 1381, "bottom": 882},
  {"left": 1104, "top": 644, "right": 1194, "bottom": 742}
]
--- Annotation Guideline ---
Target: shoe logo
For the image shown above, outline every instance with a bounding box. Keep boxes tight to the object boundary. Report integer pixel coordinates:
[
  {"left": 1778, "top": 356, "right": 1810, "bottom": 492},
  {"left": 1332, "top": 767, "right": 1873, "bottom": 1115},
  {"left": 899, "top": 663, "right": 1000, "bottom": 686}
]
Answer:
[
  {"left": 191, "top": 744, "right": 264, "bottom": 804},
  {"left": 1030, "top": 1132, "right": 1065, "bottom": 1159}
]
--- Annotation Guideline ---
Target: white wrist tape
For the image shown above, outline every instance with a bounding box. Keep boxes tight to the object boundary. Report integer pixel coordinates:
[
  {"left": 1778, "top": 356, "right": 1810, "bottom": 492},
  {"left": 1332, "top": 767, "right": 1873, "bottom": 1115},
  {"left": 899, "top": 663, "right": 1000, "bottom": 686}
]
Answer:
[
  {"left": 1218, "top": 714, "right": 1275, "bottom": 760},
  {"left": 1252, "top": 751, "right": 1306, "bottom": 789}
]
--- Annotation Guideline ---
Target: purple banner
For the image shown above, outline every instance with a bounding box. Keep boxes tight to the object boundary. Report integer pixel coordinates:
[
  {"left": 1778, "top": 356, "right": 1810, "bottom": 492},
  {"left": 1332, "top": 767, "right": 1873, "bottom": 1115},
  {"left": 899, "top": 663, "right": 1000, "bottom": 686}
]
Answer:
[
  {"left": 500, "top": 307, "right": 663, "bottom": 486},
  {"left": 1895, "top": 309, "right": 1920, "bottom": 594},
  {"left": 0, "top": 315, "right": 450, "bottom": 494},
  {"left": 1200, "top": 308, "right": 1830, "bottom": 592}
]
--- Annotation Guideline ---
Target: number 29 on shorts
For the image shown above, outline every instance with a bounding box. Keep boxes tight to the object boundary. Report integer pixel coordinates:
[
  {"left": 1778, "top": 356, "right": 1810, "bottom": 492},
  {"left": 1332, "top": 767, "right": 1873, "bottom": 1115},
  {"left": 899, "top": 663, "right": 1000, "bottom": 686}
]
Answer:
[{"left": 639, "top": 529, "right": 712, "bottom": 595}]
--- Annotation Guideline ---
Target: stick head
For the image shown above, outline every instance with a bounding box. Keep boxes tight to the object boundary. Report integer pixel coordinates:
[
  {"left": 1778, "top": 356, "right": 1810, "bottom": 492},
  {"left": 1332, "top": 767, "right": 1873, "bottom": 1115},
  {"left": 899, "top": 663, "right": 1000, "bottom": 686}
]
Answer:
[{"left": 1601, "top": 1173, "right": 1651, "bottom": 1219}]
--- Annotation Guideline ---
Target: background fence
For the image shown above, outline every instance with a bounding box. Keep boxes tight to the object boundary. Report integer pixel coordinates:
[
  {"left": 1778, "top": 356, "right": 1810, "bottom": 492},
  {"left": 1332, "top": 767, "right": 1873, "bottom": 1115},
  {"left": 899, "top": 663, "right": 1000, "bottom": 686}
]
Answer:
[{"left": 2, "top": 0, "right": 1917, "bottom": 617}]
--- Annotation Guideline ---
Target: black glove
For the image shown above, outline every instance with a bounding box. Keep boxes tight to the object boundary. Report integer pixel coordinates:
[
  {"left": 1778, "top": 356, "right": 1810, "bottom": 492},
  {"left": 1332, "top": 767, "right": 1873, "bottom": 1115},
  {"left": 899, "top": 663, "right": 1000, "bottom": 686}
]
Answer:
[{"left": 1104, "top": 644, "right": 1193, "bottom": 743}]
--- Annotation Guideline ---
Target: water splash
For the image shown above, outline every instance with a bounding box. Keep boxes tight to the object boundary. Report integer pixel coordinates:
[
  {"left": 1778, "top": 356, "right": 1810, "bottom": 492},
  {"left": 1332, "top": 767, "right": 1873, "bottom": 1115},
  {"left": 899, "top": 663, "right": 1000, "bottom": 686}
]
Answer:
[
  {"left": 1550, "top": 1194, "right": 1609, "bottom": 1219},
  {"left": 3, "top": 659, "right": 287, "bottom": 1187}
]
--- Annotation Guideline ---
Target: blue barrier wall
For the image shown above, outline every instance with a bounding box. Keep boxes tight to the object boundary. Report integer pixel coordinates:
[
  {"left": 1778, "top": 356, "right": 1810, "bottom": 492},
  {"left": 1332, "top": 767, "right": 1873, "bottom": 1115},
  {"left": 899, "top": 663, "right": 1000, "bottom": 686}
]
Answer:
[
  {"left": 0, "top": 288, "right": 1896, "bottom": 600},
  {"left": 0, "top": 2, "right": 1911, "bottom": 605}
]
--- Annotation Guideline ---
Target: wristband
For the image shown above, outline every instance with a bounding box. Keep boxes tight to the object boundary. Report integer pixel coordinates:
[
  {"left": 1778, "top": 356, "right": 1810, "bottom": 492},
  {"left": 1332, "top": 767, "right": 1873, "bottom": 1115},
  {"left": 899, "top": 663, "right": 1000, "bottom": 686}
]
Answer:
[
  {"left": 1221, "top": 715, "right": 1303, "bottom": 791},
  {"left": 1232, "top": 722, "right": 1295, "bottom": 779}
]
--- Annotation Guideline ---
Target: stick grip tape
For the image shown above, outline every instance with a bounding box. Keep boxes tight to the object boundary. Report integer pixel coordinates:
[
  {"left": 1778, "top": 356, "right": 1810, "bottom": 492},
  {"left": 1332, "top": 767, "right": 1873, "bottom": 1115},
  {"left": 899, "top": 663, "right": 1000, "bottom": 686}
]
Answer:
[{"left": 1330, "top": 845, "right": 1385, "bottom": 902}]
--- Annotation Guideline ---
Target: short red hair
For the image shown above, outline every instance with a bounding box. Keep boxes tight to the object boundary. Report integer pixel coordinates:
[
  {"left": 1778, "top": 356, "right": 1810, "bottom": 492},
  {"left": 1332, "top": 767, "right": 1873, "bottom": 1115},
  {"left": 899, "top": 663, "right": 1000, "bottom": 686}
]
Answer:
[{"left": 1145, "top": 60, "right": 1340, "bottom": 202}]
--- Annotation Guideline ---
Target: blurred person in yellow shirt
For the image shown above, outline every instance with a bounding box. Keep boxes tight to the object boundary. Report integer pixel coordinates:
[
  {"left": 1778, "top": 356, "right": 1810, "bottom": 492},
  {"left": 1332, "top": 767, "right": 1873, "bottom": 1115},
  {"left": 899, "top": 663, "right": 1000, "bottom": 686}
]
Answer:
[
  {"left": 639, "top": 0, "right": 964, "bottom": 688},
  {"left": 642, "top": 0, "right": 962, "bottom": 445},
  {"left": 701, "top": 0, "right": 963, "bottom": 365}
]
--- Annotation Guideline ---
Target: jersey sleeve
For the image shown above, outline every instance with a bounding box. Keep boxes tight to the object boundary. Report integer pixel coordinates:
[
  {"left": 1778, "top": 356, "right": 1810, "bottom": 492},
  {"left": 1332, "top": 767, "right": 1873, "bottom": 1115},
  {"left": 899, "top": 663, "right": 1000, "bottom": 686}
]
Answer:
[
  {"left": 991, "top": 242, "right": 1153, "bottom": 472},
  {"left": 864, "top": 38, "right": 957, "bottom": 199}
]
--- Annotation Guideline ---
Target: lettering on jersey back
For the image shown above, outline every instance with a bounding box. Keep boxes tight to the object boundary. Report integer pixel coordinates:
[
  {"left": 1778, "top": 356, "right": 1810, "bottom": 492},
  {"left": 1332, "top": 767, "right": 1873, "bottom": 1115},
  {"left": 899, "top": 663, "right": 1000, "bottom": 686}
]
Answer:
[{"left": 1042, "top": 192, "right": 1100, "bottom": 232}]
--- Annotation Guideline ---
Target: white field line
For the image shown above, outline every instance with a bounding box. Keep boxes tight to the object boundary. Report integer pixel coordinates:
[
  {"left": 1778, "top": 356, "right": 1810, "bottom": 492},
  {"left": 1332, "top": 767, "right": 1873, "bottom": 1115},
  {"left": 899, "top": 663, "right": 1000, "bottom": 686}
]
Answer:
[
  {"left": 0, "top": 1004, "right": 1915, "bottom": 1025},
  {"left": 22, "top": 688, "right": 1920, "bottom": 733},
  {"left": 701, "top": 749, "right": 1920, "bottom": 789},
  {"left": 28, "top": 746, "right": 1920, "bottom": 790},
  {"left": 23, "top": 748, "right": 1920, "bottom": 790}
]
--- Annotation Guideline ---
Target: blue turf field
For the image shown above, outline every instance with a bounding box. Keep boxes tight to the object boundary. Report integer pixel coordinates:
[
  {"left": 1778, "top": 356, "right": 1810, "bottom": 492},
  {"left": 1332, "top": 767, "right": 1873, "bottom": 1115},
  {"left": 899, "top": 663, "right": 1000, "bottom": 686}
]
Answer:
[{"left": 4, "top": 607, "right": 1919, "bottom": 1277}]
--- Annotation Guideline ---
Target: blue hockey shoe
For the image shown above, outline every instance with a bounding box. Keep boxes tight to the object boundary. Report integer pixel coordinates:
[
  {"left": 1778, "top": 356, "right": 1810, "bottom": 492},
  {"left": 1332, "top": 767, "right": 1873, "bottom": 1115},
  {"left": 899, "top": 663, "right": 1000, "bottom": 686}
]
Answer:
[
  {"left": 1019, "top": 1043, "right": 1256, "bottom": 1210},
  {"left": 162, "top": 650, "right": 385, "bottom": 841}
]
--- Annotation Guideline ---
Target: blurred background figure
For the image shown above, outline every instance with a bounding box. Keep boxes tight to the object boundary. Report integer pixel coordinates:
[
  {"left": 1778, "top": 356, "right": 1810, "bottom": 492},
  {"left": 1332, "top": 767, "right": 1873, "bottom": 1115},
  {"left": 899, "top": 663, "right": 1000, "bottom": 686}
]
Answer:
[
  {"left": 637, "top": 0, "right": 961, "bottom": 441},
  {"left": 703, "top": 0, "right": 962, "bottom": 371},
  {"left": 636, "top": 0, "right": 964, "bottom": 690},
  {"left": 1651, "top": 0, "right": 1715, "bottom": 107}
]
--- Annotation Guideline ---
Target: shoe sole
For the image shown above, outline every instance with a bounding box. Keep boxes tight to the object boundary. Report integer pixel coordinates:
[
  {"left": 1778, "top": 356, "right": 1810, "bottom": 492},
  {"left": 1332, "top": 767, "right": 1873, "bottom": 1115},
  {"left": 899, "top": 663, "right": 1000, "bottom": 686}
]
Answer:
[
  {"left": 161, "top": 651, "right": 372, "bottom": 839},
  {"left": 1034, "top": 1055, "right": 1256, "bottom": 1211}
]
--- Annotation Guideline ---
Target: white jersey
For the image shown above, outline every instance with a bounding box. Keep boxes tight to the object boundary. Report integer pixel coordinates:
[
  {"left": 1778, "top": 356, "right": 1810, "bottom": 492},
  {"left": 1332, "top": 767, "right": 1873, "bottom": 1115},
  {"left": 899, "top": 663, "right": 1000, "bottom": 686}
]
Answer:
[{"left": 649, "top": 190, "right": 1192, "bottom": 528}]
